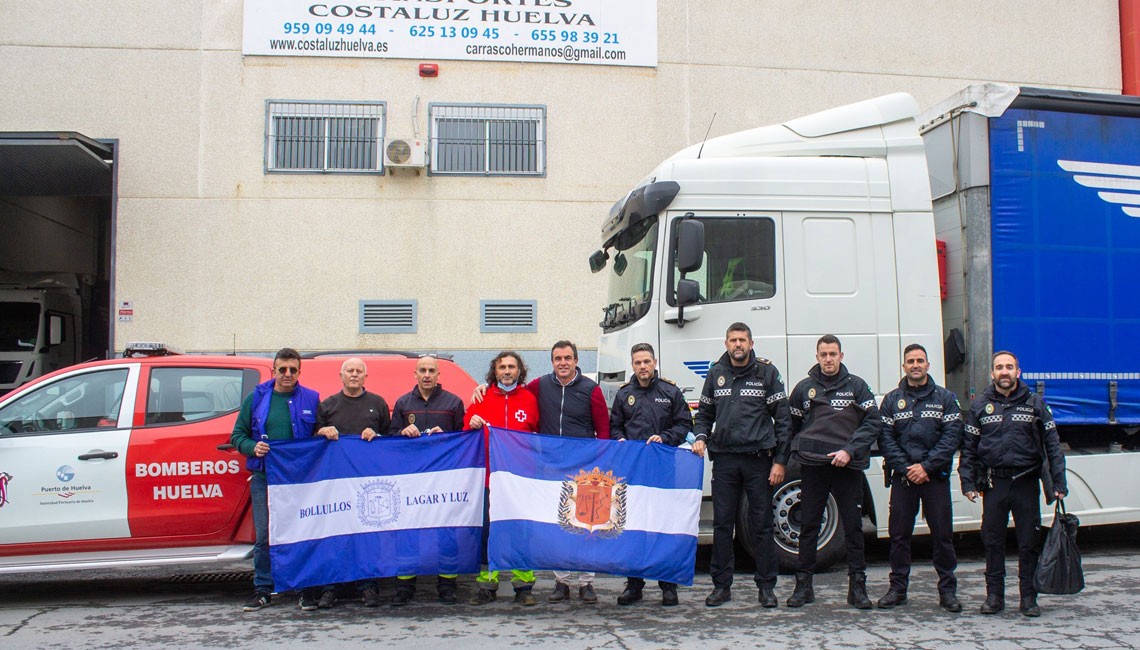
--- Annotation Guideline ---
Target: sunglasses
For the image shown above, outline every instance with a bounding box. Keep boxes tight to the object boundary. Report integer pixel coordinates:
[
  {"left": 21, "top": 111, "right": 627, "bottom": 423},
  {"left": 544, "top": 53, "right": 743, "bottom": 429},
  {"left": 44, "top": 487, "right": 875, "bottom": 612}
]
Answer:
[{"left": 275, "top": 366, "right": 300, "bottom": 375}]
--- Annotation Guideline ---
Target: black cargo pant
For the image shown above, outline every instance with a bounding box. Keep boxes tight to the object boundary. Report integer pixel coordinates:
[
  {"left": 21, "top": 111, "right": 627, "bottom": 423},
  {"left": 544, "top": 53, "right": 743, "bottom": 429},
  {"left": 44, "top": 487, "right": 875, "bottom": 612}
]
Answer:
[
  {"left": 710, "top": 451, "right": 777, "bottom": 589},
  {"left": 887, "top": 474, "right": 958, "bottom": 594},
  {"left": 981, "top": 472, "right": 1042, "bottom": 599},
  {"left": 798, "top": 462, "right": 865, "bottom": 574}
]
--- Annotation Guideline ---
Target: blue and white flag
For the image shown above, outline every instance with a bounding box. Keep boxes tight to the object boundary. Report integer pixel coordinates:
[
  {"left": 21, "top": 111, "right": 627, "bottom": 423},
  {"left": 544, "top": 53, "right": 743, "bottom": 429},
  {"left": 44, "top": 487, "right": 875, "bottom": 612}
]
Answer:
[
  {"left": 487, "top": 426, "right": 703, "bottom": 585},
  {"left": 266, "top": 431, "right": 484, "bottom": 592}
]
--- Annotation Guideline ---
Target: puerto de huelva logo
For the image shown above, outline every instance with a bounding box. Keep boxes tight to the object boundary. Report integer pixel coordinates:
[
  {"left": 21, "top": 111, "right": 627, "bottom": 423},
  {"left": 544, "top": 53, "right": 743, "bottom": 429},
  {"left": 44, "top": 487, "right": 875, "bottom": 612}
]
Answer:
[
  {"left": 558, "top": 467, "right": 626, "bottom": 538},
  {"left": 56, "top": 465, "right": 75, "bottom": 483},
  {"left": 357, "top": 479, "right": 400, "bottom": 528}
]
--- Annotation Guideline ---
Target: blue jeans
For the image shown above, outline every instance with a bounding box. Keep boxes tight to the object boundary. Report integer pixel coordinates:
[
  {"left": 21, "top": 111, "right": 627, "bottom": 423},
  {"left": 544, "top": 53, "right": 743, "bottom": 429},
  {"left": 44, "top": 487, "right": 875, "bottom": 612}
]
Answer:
[{"left": 251, "top": 473, "right": 272, "bottom": 591}]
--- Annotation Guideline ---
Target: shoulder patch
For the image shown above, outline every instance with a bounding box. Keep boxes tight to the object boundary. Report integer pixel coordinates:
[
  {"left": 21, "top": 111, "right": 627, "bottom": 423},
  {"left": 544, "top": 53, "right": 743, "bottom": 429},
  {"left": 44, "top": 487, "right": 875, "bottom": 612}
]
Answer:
[
  {"left": 757, "top": 357, "right": 771, "bottom": 365},
  {"left": 660, "top": 377, "right": 677, "bottom": 386}
]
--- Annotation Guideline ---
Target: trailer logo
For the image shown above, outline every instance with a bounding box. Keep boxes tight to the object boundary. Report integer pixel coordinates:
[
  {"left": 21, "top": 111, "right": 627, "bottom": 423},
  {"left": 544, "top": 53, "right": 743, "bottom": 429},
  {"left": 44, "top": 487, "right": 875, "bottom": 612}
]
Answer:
[
  {"left": 682, "top": 360, "right": 713, "bottom": 379},
  {"left": 1057, "top": 160, "right": 1140, "bottom": 218}
]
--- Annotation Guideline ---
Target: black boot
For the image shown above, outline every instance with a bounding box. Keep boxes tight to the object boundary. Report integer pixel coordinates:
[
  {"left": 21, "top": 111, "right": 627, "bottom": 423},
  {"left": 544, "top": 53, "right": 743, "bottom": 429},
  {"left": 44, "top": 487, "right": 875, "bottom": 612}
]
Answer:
[
  {"left": 939, "top": 592, "right": 962, "bottom": 613},
  {"left": 877, "top": 589, "right": 907, "bottom": 609},
  {"left": 847, "top": 572, "right": 872, "bottom": 610},
  {"left": 979, "top": 593, "right": 1005, "bottom": 615},
  {"left": 1019, "top": 595, "right": 1041, "bottom": 617},
  {"left": 437, "top": 577, "right": 458, "bottom": 605},
  {"left": 786, "top": 572, "right": 814, "bottom": 608},
  {"left": 617, "top": 581, "right": 643, "bottom": 606}
]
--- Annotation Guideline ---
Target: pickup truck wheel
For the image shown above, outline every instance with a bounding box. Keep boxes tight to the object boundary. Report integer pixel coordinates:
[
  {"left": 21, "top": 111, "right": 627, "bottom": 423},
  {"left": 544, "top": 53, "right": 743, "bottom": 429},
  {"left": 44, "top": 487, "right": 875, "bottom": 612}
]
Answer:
[{"left": 736, "top": 478, "right": 846, "bottom": 573}]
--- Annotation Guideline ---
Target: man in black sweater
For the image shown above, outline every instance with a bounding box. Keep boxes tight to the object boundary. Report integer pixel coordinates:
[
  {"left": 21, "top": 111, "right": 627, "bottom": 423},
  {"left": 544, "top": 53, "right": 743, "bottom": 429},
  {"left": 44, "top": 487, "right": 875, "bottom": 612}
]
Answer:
[
  {"left": 786, "top": 335, "right": 881, "bottom": 610},
  {"left": 313, "top": 357, "right": 391, "bottom": 608}
]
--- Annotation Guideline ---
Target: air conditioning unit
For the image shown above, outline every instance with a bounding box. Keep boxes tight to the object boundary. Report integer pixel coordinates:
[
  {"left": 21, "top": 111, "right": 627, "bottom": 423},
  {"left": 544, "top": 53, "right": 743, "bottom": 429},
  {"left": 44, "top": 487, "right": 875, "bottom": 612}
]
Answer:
[{"left": 384, "top": 137, "right": 426, "bottom": 168}]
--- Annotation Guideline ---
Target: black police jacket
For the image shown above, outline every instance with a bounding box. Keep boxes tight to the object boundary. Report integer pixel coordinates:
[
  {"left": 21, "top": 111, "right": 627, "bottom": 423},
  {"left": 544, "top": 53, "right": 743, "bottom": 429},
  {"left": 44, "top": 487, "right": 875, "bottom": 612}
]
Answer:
[
  {"left": 959, "top": 381, "right": 1067, "bottom": 495},
  {"left": 609, "top": 374, "right": 692, "bottom": 447},
  {"left": 878, "top": 377, "right": 962, "bottom": 477},
  {"left": 788, "top": 364, "right": 881, "bottom": 471},
  {"left": 693, "top": 351, "right": 791, "bottom": 463}
]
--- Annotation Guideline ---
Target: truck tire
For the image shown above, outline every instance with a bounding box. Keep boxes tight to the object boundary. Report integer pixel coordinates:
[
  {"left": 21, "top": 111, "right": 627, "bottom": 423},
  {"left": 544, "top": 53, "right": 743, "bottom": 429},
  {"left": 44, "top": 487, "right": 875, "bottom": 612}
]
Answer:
[{"left": 735, "top": 475, "right": 846, "bottom": 573}]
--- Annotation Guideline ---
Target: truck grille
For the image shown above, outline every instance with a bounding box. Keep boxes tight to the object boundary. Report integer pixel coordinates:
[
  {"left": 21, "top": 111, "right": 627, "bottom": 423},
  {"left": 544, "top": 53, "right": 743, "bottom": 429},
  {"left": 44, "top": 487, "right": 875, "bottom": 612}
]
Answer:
[{"left": 0, "top": 361, "right": 22, "bottom": 384}]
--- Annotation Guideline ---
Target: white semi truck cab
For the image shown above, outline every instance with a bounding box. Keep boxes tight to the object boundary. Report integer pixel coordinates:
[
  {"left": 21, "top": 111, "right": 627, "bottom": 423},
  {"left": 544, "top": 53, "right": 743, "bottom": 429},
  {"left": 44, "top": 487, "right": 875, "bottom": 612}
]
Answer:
[
  {"left": 589, "top": 93, "right": 945, "bottom": 567},
  {"left": 0, "top": 273, "right": 83, "bottom": 394},
  {"left": 591, "top": 93, "right": 943, "bottom": 403}
]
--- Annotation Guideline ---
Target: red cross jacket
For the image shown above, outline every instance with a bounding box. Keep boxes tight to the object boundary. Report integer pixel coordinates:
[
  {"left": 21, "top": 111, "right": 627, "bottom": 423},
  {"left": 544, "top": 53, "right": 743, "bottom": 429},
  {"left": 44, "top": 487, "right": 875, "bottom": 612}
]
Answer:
[{"left": 464, "top": 383, "right": 540, "bottom": 485}]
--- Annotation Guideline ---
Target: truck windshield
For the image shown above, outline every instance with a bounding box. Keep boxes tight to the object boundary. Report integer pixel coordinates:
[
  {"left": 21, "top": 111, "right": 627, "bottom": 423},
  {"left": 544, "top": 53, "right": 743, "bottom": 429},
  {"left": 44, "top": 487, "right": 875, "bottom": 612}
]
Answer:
[
  {"left": 0, "top": 303, "right": 41, "bottom": 352},
  {"left": 601, "top": 216, "right": 658, "bottom": 332}
]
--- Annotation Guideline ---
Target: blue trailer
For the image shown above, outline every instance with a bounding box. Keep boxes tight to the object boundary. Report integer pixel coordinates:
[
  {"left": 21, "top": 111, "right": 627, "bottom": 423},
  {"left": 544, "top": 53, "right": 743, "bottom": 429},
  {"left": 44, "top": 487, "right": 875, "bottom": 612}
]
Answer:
[{"left": 923, "top": 84, "right": 1140, "bottom": 526}]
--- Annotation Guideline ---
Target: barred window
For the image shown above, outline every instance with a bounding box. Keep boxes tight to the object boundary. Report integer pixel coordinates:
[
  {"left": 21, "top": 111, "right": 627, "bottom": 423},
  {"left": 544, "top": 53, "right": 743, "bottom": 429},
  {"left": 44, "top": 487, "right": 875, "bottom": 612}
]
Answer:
[
  {"left": 429, "top": 104, "right": 545, "bottom": 176},
  {"left": 266, "top": 101, "right": 385, "bottom": 173}
]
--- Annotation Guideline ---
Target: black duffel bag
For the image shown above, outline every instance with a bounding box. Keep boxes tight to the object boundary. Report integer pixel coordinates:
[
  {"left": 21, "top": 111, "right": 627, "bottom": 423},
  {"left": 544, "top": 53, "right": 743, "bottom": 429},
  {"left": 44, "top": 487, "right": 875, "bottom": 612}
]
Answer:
[{"left": 1034, "top": 500, "right": 1084, "bottom": 595}]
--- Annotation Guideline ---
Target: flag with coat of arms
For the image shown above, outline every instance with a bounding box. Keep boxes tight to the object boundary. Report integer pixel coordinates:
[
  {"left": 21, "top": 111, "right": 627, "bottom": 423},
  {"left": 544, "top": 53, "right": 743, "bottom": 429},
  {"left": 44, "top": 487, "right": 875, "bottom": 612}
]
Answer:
[
  {"left": 266, "top": 431, "right": 484, "bottom": 592},
  {"left": 486, "top": 426, "right": 703, "bottom": 585}
]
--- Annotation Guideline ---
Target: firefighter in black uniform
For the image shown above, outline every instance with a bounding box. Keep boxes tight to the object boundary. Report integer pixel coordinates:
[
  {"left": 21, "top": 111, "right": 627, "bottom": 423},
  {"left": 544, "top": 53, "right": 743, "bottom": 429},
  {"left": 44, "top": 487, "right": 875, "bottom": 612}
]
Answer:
[
  {"left": 610, "top": 342, "right": 694, "bottom": 607},
  {"left": 786, "top": 334, "right": 881, "bottom": 609},
  {"left": 877, "top": 343, "right": 964, "bottom": 612},
  {"left": 961, "top": 350, "right": 1067, "bottom": 617},
  {"left": 692, "top": 322, "right": 791, "bottom": 608}
]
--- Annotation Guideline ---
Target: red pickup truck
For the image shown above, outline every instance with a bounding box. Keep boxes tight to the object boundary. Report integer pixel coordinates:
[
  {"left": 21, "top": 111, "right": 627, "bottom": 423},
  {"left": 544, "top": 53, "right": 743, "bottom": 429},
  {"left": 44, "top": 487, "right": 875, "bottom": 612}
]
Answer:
[{"left": 0, "top": 347, "right": 476, "bottom": 574}]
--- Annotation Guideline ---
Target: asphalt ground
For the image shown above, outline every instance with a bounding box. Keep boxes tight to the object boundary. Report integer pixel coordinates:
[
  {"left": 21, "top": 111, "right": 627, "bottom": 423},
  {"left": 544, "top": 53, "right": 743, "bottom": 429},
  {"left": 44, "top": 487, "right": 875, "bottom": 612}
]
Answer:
[{"left": 1, "top": 525, "right": 1138, "bottom": 650}]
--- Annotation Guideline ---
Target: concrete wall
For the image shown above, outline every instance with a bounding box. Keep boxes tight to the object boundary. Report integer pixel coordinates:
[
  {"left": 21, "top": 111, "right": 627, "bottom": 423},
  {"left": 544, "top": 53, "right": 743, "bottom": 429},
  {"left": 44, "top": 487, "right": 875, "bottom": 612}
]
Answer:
[{"left": 0, "top": 0, "right": 1123, "bottom": 360}]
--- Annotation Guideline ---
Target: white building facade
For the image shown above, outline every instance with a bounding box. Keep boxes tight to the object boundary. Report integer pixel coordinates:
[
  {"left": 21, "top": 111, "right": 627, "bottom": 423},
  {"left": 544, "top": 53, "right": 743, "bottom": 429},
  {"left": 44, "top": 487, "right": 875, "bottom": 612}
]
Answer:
[{"left": 0, "top": 1, "right": 1123, "bottom": 371}]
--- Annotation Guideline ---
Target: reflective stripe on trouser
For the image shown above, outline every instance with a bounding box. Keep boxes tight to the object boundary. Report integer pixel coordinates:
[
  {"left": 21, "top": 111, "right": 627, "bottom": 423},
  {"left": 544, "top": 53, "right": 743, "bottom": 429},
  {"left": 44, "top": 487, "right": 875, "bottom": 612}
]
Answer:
[{"left": 477, "top": 569, "right": 535, "bottom": 590}]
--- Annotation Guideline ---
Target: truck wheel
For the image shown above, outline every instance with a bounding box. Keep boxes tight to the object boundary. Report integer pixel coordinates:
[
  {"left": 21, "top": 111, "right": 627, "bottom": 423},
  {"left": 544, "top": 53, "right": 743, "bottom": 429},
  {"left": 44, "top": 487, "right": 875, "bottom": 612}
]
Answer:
[{"left": 736, "top": 477, "right": 846, "bottom": 573}]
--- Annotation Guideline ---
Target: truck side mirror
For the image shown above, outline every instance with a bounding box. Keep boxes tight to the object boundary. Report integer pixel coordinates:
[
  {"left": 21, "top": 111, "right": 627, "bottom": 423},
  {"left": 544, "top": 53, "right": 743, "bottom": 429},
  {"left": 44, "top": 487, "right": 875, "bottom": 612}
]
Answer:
[
  {"left": 49, "top": 315, "right": 64, "bottom": 346},
  {"left": 613, "top": 252, "right": 628, "bottom": 276},
  {"left": 677, "top": 278, "right": 701, "bottom": 307},
  {"left": 676, "top": 219, "right": 705, "bottom": 273},
  {"left": 588, "top": 250, "right": 608, "bottom": 273}
]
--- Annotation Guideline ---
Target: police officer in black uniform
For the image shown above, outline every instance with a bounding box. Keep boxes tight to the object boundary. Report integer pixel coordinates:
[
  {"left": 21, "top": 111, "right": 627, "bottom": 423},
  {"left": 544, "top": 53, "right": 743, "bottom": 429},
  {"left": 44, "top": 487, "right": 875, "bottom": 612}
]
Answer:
[
  {"left": 610, "top": 342, "right": 694, "bottom": 607},
  {"left": 692, "top": 322, "right": 791, "bottom": 608},
  {"left": 786, "top": 334, "right": 881, "bottom": 609},
  {"left": 961, "top": 350, "right": 1066, "bottom": 617},
  {"left": 877, "top": 343, "right": 963, "bottom": 612}
]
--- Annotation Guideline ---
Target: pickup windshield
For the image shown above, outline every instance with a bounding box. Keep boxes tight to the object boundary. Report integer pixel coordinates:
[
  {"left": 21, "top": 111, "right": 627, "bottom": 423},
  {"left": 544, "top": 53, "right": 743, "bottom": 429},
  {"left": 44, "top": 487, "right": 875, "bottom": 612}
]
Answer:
[
  {"left": 601, "top": 216, "right": 658, "bottom": 332},
  {"left": 0, "top": 303, "right": 41, "bottom": 352}
]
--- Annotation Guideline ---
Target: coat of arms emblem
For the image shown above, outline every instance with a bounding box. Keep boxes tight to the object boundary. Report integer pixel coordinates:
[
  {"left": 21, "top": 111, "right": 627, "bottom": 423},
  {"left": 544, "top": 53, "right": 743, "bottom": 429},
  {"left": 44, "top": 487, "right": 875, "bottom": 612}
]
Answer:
[
  {"left": 357, "top": 479, "right": 400, "bottom": 528},
  {"left": 558, "top": 467, "right": 627, "bottom": 537}
]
